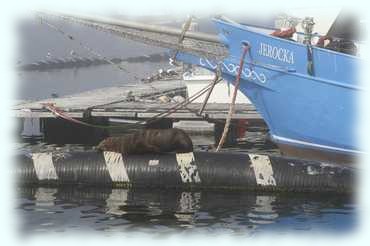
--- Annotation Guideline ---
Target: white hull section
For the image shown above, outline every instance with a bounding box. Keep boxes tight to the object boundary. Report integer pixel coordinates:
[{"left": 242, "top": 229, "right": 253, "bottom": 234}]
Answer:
[
  {"left": 271, "top": 135, "right": 363, "bottom": 155},
  {"left": 184, "top": 74, "right": 251, "bottom": 104}
]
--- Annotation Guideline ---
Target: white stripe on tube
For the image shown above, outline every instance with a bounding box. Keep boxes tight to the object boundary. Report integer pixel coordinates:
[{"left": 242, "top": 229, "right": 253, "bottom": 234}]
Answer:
[
  {"left": 176, "top": 152, "right": 201, "bottom": 183},
  {"left": 32, "top": 153, "right": 58, "bottom": 180},
  {"left": 103, "top": 151, "right": 130, "bottom": 183},
  {"left": 248, "top": 154, "right": 276, "bottom": 186}
]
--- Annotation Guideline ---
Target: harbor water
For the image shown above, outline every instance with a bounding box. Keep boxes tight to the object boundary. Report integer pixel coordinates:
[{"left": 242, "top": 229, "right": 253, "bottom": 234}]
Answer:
[{"left": 17, "top": 186, "right": 355, "bottom": 236}]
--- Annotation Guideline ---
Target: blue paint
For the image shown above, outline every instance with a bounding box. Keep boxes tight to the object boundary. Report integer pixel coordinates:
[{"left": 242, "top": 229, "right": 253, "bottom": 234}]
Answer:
[{"left": 175, "top": 19, "right": 361, "bottom": 156}]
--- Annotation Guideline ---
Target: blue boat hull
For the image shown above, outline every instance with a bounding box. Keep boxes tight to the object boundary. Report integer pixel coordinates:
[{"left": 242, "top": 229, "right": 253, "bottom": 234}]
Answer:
[{"left": 176, "top": 19, "right": 361, "bottom": 162}]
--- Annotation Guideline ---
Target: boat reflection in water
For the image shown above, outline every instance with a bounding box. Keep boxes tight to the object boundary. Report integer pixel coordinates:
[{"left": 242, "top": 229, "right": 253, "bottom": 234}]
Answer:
[{"left": 17, "top": 187, "right": 356, "bottom": 235}]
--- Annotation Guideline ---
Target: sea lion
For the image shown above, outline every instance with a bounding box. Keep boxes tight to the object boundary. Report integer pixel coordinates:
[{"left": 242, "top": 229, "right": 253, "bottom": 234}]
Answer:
[{"left": 97, "top": 128, "right": 193, "bottom": 154}]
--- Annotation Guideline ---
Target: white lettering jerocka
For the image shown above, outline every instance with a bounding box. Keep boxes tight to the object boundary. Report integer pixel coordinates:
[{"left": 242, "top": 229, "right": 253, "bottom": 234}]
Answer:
[{"left": 258, "top": 43, "right": 294, "bottom": 64}]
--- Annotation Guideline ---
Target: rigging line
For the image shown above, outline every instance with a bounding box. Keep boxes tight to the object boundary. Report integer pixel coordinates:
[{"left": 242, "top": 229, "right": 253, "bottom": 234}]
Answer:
[
  {"left": 38, "top": 14, "right": 206, "bottom": 112},
  {"left": 42, "top": 76, "right": 223, "bottom": 130},
  {"left": 198, "top": 64, "right": 221, "bottom": 115},
  {"left": 216, "top": 44, "right": 250, "bottom": 152},
  {"left": 144, "top": 77, "right": 222, "bottom": 124},
  {"left": 147, "top": 77, "right": 224, "bottom": 123},
  {"left": 36, "top": 15, "right": 252, "bottom": 130},
  {"left": 37, "top": 15, "right": 140, "bottom": 80},
  {"left": 171, "top": 15, "right": 193, "bottom": 64},
  {"left": 140, "top": 15, "right": 194, "bottom": 103},
  {"left": 148, "top": 76, "right": 252, "bottom": 128},
  {"left": 86, "top": 86, "right": 184, "bottom": 110}
]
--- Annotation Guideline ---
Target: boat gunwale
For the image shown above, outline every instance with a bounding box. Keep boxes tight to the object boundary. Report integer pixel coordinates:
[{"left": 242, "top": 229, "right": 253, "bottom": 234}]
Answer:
[
  {"left": 203, "top": 19, "right": 362, "bottom": 90},
  {"left": 213, "top": 18, "right": 360, "bottom": 60}
]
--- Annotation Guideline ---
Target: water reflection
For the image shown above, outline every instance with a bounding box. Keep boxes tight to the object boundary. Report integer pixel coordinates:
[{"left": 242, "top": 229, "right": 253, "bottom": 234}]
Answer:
[
  {"left": 248, "top": 196, "right": 278, "bottom": 225},
  {"left": 17, "top": 187, "right": 356, "bottom": 235}
]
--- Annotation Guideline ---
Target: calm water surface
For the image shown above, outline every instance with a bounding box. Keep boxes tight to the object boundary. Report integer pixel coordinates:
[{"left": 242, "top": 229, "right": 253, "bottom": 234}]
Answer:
[{"left": 16, "top": 187, "right": 355, "bottom": 236}]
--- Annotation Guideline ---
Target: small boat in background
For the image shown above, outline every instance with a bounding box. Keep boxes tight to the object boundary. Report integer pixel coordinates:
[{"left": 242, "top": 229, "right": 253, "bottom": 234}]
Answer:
[{"left": 183, "top": 66, "right": 251, "bottom": 104}]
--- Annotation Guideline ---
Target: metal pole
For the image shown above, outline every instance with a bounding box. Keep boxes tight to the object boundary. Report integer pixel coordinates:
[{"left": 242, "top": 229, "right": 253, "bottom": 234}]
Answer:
[{"left": 198, "top": 66, "right": 221, "bottom": 115}]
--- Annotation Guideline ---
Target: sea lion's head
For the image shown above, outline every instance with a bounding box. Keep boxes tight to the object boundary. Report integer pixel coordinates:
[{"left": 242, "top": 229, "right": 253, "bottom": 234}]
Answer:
[{"left": 96, "top": 137, "right": 120, "bottom": 152}]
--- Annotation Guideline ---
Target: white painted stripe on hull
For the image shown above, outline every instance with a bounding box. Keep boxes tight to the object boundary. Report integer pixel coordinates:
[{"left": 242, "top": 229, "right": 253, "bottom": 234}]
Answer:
[
  {"left": 32, "top": 153, "right": 58, "bottom": 180},
  {"left": 103, "top": 151, "right": 130, "bottom": 182},
  {"left": 249, "top": 154, "right": 276, "bottom": 186},
  {"left": 271, "top": 135, "right": 364, "bottom": 155}
]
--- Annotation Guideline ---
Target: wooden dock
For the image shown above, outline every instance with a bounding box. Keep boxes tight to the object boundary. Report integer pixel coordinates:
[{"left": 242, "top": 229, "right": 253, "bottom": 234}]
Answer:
[
  {"left": 13, "top": 80, "right": 261, "bottom": 121},
  {"left": 14, "top": 80, "right": 263, "bottom": 145}
]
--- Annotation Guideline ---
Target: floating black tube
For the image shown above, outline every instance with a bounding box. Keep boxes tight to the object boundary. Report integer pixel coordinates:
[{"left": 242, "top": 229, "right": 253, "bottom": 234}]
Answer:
[{"left": 14, "top": 151, "right": 355, "bottom": 193}]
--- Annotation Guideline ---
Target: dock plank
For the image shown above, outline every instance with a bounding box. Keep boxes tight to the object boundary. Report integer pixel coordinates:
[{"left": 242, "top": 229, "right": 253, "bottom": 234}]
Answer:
[
  {"left": 14, "top": 80, "right": 186, "bottom": 111},
  {"left": 91, "top": 112, "right": 137, "bottom": 117},
  {"left": 13, "top": 80, "right": 262, "bottom": 121}
]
